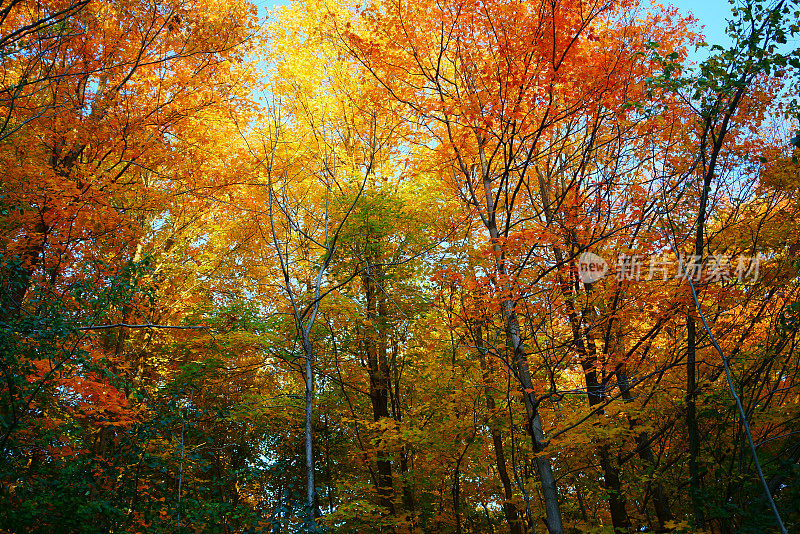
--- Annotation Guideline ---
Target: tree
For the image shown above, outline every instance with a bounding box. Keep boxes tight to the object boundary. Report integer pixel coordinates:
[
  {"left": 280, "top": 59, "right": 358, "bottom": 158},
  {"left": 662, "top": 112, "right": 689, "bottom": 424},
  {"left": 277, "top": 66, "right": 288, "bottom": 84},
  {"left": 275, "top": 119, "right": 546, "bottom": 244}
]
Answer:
[
  {"left": 344, "top": 0, "right": 697, "bottom": 531},
  {"left": 3, "top": 0, "right": 800, "bottom": 532},
  {"left": 0, "top": 0, "right": 261, "bottom": 529}
]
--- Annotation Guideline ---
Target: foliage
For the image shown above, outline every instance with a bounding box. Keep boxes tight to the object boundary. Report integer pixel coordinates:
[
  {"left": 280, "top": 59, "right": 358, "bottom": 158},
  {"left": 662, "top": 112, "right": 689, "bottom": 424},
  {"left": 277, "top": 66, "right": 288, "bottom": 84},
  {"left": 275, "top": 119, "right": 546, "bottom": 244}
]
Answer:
[{"left": 1, "top": 0, "right": 800, "bottom": 532}]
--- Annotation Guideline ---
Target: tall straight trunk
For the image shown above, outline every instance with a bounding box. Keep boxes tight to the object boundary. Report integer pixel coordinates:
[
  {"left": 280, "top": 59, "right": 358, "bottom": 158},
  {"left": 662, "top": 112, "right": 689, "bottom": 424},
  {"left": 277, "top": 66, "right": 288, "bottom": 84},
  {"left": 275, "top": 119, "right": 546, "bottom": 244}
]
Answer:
[
  {"left": 686, "top": 316, "right": 705, "bottom": 528},
  {"left": 682, "top": 69, "right": 751, "bottom": 528},
  {"left": 476, "top": 326, "right": 525, "bottom": 534},
  {"left": 364, "top": 268, "right": 395, "bottom": 515},
  {"left": 399, "top": 446, "right": 415, "bottom": 515},
  {"left": 580, "top": 291, "right": 630, "bottom": 532},
  {"left": 597, "top": 445, "right": 628, "bottom": 530},
  {"left": 302, "top": 333, "right": 317, "bottom": 524},
  {"left": 686, "top": 175, "right": 708, "bottom": 528},
  {"left": 686, "top": 186, "right": 708, "bottom": 528},
  {"left": 453, "top": 460, "right": 462, "bottom": 534}
]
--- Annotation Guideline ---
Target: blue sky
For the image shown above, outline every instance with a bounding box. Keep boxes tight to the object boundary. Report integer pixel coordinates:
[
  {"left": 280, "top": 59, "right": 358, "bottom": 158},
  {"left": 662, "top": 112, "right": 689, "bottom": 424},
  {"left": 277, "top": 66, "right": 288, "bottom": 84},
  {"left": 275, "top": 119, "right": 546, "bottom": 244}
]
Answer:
[{"left": 669, "top": 0, "right": 733, "bottom": 48}]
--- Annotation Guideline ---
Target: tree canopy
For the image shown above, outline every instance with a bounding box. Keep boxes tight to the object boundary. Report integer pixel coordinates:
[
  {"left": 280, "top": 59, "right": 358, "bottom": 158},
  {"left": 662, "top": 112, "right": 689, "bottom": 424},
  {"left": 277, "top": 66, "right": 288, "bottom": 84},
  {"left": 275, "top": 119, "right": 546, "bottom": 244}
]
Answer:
[{"left": 1, "top": 0, "right": 800, "bottom": 532}]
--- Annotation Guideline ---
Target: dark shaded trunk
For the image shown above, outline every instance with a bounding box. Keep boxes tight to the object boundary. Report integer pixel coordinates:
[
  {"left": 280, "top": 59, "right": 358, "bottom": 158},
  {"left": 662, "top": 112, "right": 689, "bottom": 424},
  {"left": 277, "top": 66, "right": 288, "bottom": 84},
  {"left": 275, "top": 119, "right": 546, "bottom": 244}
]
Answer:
[
  {"left": 364, "top": 268, "right": 395, "bottom": 516},
  {"left": 598, "top": 445, "right": 629, "bottom": 531},
  {"left": 686, "top": 154, "right": 712, "bottom": 529},
  {"left": 399, "top": 446, "right": 415, "bottom": 515},
  {"left": 0, "top": 217, "right": 49, "bottom": 452},
  {"left": 682, "top": 73, "right": 749, "bottom": 527},
  {"left": 687, "top": 316, "right": 705, "bottom": 528},
  {"left": 453, "top": 461, "right": 462, "bottom": 534},
  {"left": 576, "top": 483, "right": 589, "bottom": 522}
]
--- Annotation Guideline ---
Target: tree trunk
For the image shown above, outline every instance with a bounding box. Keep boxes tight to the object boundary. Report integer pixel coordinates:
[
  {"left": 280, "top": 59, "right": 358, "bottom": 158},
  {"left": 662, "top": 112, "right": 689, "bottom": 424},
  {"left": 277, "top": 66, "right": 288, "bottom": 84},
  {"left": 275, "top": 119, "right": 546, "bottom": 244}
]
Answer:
[
  {"left": 453, "top": 460, "right": 462, "bottom": 534},
  {"left": 364, "top": 268, "right": 395, "bottom": 516},
  {"left": 534, "top": 164, "right": 629, "bottom": 531},
  {"left": 686, "top": 316, "right": 705, "bottom": 528},
  {"left": 392, "top": 333, "right": 416, "bottom": 523},
  {"left": 302, "top": 332, "right": 317, "bottom": 524}
]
